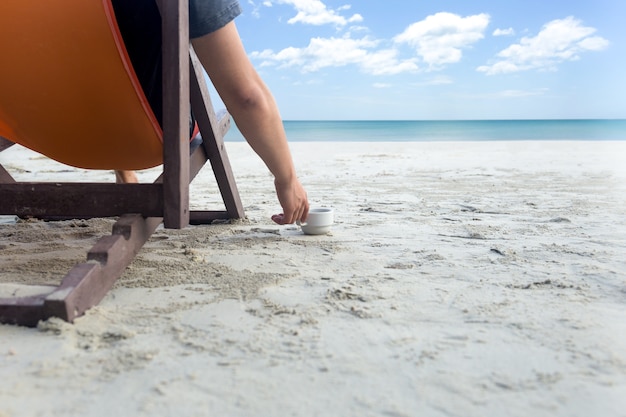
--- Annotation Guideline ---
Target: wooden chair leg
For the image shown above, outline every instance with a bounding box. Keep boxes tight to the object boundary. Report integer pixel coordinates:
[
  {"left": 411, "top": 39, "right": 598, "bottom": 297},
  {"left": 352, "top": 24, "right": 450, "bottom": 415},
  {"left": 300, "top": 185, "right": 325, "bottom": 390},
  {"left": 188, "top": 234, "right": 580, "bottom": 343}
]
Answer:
[
  {"left": 0, "top": 214, "right": 161, "bottom": 326},
  {"left": 189, "top": 49, "right": 245, "bottom": 220},
  {"left": 160, "top": 0, "right": 190, "bottom": 229}
]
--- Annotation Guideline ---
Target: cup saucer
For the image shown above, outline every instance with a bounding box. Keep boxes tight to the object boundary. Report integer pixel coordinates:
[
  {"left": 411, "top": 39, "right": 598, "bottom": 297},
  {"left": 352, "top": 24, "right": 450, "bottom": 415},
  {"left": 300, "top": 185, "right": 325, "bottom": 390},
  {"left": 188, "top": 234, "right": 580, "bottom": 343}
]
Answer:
[{"left": 301, "top": 224, "right": 332, "bottom": 235}]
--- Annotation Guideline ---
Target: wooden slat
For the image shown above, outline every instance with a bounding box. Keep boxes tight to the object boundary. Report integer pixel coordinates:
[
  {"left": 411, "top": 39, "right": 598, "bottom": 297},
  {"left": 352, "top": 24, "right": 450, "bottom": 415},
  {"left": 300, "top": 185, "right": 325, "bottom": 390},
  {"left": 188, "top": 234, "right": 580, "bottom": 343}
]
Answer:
[
  {"left": 0, "top": 183, "right": 164, "bottom": 218},
  {"left": 43, "top": 214, "right": 162, "bottom": 322},
  {"left": 149, "top": 142, "right": 207, "bottom": 187},
  {"left": 189, "top": 49, "right": 245, "bottom": 219},
  {"left": 0, "top": 214, "right": 162, "bottom": 327},
  {"left": 0, "top": 295, "right": 47, "bottom": 327},
  {"left": 161, "top": 0, "right": 190, "bottom": 229},
  {"left": 189, "top": 210, "right": 232, "bottom": 224}
]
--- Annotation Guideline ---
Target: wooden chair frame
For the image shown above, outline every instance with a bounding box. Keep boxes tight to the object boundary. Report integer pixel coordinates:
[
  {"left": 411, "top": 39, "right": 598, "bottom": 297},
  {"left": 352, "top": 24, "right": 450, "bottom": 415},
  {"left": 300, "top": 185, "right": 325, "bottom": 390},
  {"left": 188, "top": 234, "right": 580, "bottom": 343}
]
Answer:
[{"left": 0, "top": 0, "right": 245, "bottom": 326}]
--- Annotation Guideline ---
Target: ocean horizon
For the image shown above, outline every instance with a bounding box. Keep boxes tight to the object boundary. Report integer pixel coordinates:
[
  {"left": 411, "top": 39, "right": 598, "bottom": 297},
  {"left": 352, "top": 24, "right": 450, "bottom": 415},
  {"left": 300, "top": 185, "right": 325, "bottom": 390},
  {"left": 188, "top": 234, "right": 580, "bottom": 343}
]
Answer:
[{"left": 224, "top": 119, "right": 626, "bottom": 142}]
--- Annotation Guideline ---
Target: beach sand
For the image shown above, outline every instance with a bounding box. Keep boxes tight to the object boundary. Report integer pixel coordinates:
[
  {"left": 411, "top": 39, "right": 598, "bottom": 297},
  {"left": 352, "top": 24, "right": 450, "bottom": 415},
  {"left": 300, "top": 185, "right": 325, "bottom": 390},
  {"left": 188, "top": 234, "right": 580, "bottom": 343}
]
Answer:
[{"left": 1, "top": 141, "right": 625, "bottom": 416}]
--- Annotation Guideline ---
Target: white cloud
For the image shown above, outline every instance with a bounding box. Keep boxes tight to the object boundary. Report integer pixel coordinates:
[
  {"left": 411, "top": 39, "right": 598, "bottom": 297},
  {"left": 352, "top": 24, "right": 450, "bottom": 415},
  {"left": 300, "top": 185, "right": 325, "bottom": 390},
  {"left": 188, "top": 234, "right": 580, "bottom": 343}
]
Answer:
[
  {"left": 493, "top": 27, "right": 515, "bottom": 36},
  {"left": 251, "top": 11, "right": 491, "bottom": 75},
  {"left": 373, "top": 83, "right": 392, "bottom": 88},
  {"left": 265, "top": 0, "right": 363, "bottom": 26},
  {"left": 251, "top": 35, "right": 419, "bottom": 75},
  {"left": 252, "top": 36, "right": 375, "bottom": 71},
  {"left": 359, "top": 49, "right": 419, "bottom": 75},
  {"left": 247, "top": 0, "right": 263, "bottom": 18},
  {"left": 394, "top": 12, "right": 490, "bottom": 68},
  {"left": 478, "top": 16, "right": 609, "bottom": 75}
]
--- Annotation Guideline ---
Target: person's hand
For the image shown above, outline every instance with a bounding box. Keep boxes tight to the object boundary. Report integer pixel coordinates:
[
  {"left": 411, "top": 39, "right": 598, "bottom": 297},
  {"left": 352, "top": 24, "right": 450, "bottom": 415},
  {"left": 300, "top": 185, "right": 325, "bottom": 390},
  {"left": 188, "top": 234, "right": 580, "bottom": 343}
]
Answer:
[{"left": 271, "top": 177, "right": 309, "bottom": 225}]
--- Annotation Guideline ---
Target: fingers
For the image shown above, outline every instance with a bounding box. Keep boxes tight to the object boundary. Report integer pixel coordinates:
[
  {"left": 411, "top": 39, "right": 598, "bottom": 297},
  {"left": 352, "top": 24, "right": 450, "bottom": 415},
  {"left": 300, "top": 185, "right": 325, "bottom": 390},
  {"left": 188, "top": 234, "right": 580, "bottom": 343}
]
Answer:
[
  {"left": 284, "top": 199, "right": 309, "bottom": 225},
  {"left": 271, "top": 214, "right": 285, "bottom": 225},
  {"left": 273, "top": 211, "right": 296, "bottom": 225},
  {"left": 271, "top": 201, "right": 309, "bottom": 225},
  {"left": 273, "top": 177, "right": 309, "bottom": 225},
  {"left": 297, "top": 200, "right": 310, "bottom": 223}
]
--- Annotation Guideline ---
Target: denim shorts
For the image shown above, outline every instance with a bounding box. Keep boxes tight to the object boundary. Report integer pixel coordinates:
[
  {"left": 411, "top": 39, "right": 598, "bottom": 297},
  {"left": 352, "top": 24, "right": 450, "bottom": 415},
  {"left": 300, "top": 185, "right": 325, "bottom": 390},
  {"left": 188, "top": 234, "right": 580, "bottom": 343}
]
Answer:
[{"left": 189, "top": 0, "right": 242, "bottom": 38}]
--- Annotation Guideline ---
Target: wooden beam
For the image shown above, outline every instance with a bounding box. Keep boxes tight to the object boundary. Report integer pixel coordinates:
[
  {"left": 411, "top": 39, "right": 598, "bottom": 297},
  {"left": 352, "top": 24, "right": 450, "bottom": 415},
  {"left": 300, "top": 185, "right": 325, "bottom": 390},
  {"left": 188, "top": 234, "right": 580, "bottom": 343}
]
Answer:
[
  {"left": 189, "top": 210, "right": 232, "bottom": 224},
  {"left": 0, "top": 295, "right": 47, "bottom": 327},
  {"left": 149, "top": 141, "right": 208, "bottom": 186},
  {"left": 0, "top": 214, "right": 162, "bottom": 326},
  {"left": 0, "top": 183, "right": 164, "bottom": 218},
  {"left": 161, "top": 0, "right": 190, "bottom": 229},
  {"left": 190, "top": 49, "right": 245, "bottom": 219},
  {"left": 43, "top": 214, "right": 161, "bottom": 322}
]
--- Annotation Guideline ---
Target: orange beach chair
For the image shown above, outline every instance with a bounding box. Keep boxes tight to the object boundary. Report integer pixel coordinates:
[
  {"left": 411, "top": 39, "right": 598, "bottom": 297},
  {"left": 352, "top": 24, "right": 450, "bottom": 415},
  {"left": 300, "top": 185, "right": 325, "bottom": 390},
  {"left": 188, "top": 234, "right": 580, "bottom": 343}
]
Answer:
[{"left": 0, "top": 0, "right": 245, "bottom": 326}]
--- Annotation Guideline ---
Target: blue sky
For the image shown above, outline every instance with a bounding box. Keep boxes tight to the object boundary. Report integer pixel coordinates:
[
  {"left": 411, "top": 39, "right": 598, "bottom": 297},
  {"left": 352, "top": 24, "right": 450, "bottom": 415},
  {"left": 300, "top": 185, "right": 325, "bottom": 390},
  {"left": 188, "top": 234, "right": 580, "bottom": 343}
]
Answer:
[{"left": 224, "top": 0, "right": 625, "bottom": 120}]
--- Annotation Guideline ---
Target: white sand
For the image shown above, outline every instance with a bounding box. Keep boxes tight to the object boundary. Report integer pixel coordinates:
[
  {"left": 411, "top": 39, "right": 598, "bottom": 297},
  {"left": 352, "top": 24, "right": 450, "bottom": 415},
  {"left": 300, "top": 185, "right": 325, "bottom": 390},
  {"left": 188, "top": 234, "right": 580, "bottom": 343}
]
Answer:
[{"left": 1, "top": 141, "right": 625, "bottom": 417}]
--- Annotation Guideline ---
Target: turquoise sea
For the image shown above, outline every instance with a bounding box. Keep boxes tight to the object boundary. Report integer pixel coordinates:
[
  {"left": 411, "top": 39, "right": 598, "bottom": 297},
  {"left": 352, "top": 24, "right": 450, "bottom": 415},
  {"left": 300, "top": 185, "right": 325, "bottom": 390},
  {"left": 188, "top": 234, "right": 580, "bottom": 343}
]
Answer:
[{"left": 225, "top": 119, "right": 626, "bottom": 142}]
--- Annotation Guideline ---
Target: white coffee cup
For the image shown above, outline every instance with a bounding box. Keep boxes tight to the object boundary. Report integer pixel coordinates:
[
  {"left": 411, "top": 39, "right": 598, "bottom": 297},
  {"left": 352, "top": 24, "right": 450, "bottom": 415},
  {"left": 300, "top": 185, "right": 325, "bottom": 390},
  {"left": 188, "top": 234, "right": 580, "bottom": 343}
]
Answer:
[{"left": 299, "top": 207, "right": 334, "bottom": 235}]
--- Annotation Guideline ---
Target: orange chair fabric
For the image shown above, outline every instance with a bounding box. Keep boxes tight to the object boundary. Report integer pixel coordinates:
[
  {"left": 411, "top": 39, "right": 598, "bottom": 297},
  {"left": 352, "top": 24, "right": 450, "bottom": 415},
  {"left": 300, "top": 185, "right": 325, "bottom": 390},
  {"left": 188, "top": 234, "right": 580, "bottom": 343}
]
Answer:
[{"left": 0, "top": 0, "right": 164, "bottom": 170}]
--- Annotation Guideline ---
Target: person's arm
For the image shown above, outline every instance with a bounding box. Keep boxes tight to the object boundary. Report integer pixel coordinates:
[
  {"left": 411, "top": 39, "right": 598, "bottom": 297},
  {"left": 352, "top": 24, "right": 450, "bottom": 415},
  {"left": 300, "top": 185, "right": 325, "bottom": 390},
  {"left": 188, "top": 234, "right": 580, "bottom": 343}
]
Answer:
[{"left": 191, "top": 22, "right": 308, "bottom": 224}]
